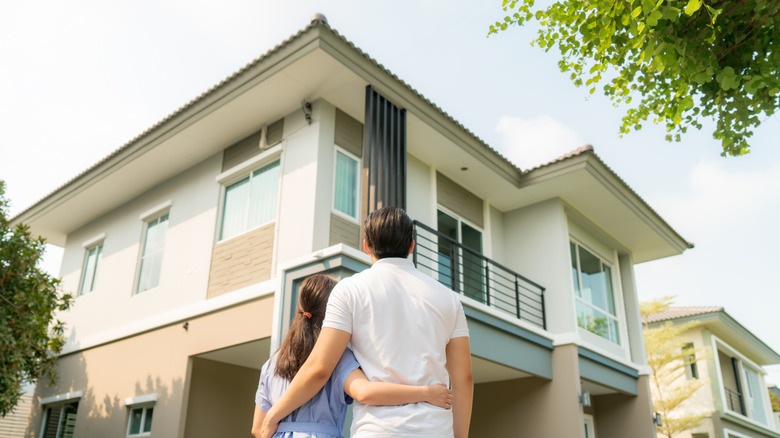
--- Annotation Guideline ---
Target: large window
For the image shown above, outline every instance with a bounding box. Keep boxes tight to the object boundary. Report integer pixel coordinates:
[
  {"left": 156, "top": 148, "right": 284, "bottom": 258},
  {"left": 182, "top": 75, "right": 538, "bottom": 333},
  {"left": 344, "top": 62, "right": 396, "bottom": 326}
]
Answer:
[
  {"left": 333, "top": 148, "right": 359, "bottom": 220},
  {"left": 78, "top": 244, "right": 102, "bottom": 295},
  {"left": 220, "top": 160, "right": 280, "bottom": 240},
  {"left": 40, "top": 401, "right": 78, "bottom": 438},
  {"left": 136, "top": 214, "right": 168, "bottom": 293},
  {"left": 571, "top": 241, "right": 620, "bottom": 344}
]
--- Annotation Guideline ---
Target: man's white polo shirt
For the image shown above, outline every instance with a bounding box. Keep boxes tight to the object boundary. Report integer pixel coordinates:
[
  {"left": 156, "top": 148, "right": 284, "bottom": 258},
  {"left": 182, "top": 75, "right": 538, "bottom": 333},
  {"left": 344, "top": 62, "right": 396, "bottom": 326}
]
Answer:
[{"left": 322, "top": 257, "right": 469, "bottom": 438}]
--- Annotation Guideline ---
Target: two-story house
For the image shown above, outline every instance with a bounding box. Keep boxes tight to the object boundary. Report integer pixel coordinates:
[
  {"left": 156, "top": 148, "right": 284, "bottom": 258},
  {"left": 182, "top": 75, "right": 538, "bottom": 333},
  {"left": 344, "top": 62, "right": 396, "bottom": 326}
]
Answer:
[
  {"left": 13, "top": 16, "right": 691, "bottom": 438},
  {"left": 645, "top": 307, "right": 780, "bottom": 438}
]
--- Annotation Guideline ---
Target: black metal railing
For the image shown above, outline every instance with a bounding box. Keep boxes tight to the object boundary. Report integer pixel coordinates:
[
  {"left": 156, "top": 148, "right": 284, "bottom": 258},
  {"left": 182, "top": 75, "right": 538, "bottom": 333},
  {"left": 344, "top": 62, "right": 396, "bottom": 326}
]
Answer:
[
  {"left": 412, "top": 220, "right": 546, "bottom": 330},
  {"left": 724, "top": 387, "right": 746, "bottom": 415}
]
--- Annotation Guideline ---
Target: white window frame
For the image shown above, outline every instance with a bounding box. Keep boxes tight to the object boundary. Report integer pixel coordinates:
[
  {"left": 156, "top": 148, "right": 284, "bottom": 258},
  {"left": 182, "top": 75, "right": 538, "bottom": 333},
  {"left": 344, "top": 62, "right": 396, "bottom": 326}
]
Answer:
[
  {"left": 38, "top": 392, "right": 81, "bottom": 438},
  {"left": 711, "top": 334, "right": 775, "bottom": 430},
  {"left": 435, "top": 206, "right": 488, "bottom": 302},
  {"left": 570, "top": 238, "right": 623, "bottom": 345},
  {"left": 77, "top": 234, "right": 105, "bottom": 296},
  {"left": 331, "top": 145, "right": 361, "bottom": 223},
  {"left": 584, "top": 414, "right": 596, "bottom": 438},
  {"left": 125, "top": 404, "right": 154, "bottom": 437},
  {"left": 216, "top": 152, "right": 282, "bottom": 243},
  {"left": 134, "top": 209, "right": 170, "bottom": 294}
]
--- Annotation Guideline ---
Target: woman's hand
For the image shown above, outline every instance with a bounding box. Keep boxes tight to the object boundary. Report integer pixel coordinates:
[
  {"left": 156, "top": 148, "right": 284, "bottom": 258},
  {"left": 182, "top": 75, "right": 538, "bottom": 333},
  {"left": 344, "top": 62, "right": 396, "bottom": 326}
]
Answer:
[{"left": 424, "top": 384, "right": 454, "bottom": 409}]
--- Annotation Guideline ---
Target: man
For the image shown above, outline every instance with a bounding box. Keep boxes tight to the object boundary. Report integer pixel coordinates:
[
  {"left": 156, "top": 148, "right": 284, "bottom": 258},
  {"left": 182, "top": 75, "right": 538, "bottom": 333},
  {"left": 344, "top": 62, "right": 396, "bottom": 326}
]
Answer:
[{"left": 259, "top": 207, "right": 473, "bottom": 438}]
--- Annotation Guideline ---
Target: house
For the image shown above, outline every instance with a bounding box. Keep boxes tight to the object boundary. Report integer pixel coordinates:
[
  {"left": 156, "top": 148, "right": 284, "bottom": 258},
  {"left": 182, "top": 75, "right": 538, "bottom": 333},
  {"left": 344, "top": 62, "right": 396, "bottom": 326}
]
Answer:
[
  {"left": 12, "top": 16, "right": 692, "bottom": 438},
  {"left": 644, "top": 307, "right": 780, "bottom": 438},
  {"left": 770, "top": 386, "right": 780, "bottom": 430}
]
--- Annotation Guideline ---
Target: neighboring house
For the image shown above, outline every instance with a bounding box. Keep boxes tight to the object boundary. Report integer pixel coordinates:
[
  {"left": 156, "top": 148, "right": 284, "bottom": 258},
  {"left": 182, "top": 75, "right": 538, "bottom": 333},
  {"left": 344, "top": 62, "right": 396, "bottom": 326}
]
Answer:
[
  {"left": 769, "top": 385, "right": 780, "bottom": 430},
  {"left": 12, "top": 16, "right": 692, "bottom": 438},
  {"left": 645, "top": 307, "right": 780, "bottom": 438}
]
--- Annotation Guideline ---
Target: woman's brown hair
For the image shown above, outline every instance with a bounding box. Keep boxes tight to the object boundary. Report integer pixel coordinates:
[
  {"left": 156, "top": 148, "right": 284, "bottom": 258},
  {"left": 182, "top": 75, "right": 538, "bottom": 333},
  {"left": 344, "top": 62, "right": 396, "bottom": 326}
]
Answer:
[{"left": 274, "top": 274, "right": 338, "bottom": 381}]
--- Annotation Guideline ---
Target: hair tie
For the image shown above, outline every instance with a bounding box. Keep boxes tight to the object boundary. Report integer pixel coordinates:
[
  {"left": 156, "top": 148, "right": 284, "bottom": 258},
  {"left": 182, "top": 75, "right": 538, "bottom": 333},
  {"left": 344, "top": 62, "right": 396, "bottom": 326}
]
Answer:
[{"left": 302, "top": 312, "right": 312, "bottom": 319}]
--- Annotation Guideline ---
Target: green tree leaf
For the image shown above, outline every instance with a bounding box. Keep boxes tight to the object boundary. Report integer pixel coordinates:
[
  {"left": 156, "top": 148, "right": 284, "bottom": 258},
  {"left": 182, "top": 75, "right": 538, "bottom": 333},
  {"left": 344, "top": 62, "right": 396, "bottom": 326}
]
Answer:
[{"left": 684, "top": 0, "right": 702, "bottom": 16}]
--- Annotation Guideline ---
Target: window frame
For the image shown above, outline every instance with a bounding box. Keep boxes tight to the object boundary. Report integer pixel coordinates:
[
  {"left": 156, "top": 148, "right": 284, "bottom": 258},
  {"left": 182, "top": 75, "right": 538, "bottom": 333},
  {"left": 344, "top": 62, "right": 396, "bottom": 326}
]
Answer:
[
  {"left": 711, "top": 334, "right": 774, "bottom": 429},
  {"left": 216, "top": 158, "right": 282, "bottom": 243},
  {"left": 570, "top": 238, "right": 622, "bottom": 345},
  {"left": 683, "top": 342, "right": 699, "bottom": 380},
  {"left": 134, "top": 211, "right": 170, "bottom": 294},
  {"left": 38, "top": 398, "right": 79, "bottom": 438},
  {"left": 77, "top": 235, "right": 104, "bottom": 296},
  {"left": 331, "top": 145, "right": 361, "bottom": 223},
  {"left": 126, "top": 404, "right": 154, "bottom": 437}
]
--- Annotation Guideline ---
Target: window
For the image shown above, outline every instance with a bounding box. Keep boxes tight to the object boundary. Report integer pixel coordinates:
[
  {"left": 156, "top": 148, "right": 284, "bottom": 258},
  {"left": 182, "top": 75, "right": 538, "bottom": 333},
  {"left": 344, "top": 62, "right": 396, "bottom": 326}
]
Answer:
[
  {"left": 717, "top": 344, "right": 771, "bottom": 426},
  {"left": 78, "top": 244, "right": 102, "bottom": 295},
  {"left": 583, "top": 414, "right": 596, "bottom": 438},
  {"left": 40, "top": 401, "right": 78, "bottom": 438},
  {"left": 571, "top": 241, "right": 620, "bottom": 344},
  {"left": 437, "top": 209, "right": 485, "bottom": 302},
  {"left": 220, "top": 160, "right": 280, "bottom": 240},
  {"left": 333, "top": 148, "right": 359, "bottom": 220},
  {"left": 137, "top": 214, "right": 169, "bottom": 293},
  {"left": 127, "top": 405, "right": 153, "bottom": 436},
  {"left": 683, "top": 343, "right": 699, "bottom": 379}
]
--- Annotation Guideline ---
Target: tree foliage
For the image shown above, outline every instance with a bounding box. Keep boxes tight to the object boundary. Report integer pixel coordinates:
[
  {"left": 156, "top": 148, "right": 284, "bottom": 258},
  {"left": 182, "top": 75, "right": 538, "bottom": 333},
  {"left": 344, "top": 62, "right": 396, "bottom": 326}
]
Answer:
[
  {"left": 770, "top": 388, "right": 780, "bottom": 412},
  {"left": 0, "top": 181, "right": 72, "bottom": 417},
  {"left": 490, "top": 0, "right": 780, "bottom": 156},
  {"left": 641, "top": 296, "right": 710, "bottom": 438}
]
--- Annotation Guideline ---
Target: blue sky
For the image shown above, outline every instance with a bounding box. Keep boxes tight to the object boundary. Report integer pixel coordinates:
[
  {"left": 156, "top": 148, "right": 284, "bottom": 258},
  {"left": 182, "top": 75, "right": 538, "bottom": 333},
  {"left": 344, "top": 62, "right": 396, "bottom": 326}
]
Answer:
[{"left": 2, "top": 1, "right": 779, "bottom": 384}]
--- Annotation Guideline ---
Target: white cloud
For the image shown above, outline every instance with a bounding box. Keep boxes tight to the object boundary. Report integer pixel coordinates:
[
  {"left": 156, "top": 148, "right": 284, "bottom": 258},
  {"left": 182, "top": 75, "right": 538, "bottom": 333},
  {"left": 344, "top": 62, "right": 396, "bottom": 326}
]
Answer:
[{"left": 495, "top": 115, "right": 585, "bottom": 170}]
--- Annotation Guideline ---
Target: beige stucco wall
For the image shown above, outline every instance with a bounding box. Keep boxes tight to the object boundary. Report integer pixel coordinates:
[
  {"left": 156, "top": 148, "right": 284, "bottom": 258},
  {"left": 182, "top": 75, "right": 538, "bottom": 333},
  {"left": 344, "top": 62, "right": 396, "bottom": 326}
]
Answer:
[
  {"left": 593, "top": 374, "right": 656, "bottom": 438},
  {"left": 207, "top": 223, "right": 275, "bottom": 298},
  {"left": 27, "top": 295, "right": 274, "bottom": 438}
]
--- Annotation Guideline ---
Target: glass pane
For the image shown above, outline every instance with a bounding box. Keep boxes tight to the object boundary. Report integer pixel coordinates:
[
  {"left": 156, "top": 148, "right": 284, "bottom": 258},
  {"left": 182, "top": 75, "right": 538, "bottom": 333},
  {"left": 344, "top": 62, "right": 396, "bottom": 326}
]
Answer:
[
  {"left": 59, "top": 403, "right": 78, "bottom": 438},
  {"left": 604, "top": 265, "right": 615, "bottom": 315},
  {"left": 334, "top": 151, "right": 358, "bottom": 218},
  {"left": 607, "top": 316, "right": 620, "bottom": 344},
  {"left": 147, "top": 252, "right": 163, "bottom": 290},
  {"left": 745, "top": 367, "right": 767, "bottom": 424},
  {"left": 90, "top": 245, "right": 102, "bottom": 291},
  {"left": 137, "top": 257, "right": 153, "bottom": 293},
  {"left": 579, "top": 246, "right": 608, "bottom": 311},
  {"left": 461, "top": 223, "right": 484, "bottom": 302},
  {"left": 142, "top": 407, "right": 153, "bottom": 433},
  {"left": 128, "top": 408, "right": 142, "bottom": 434},
  {"left": 221, "top": 177, "right": 249, "bottom": 240},
  {"left": 248, "top": 161, "right": 280, "bottom": 228},
  {"left": 79, "top": 247, "right": 96, "bottom": 295},
  {"left": 576, "top": 300, "right": 611, "bottom": 340},
  {"left": 571, "top": 242, "right": 581, "bottom": 298},
  {"left": 437, "top": 211, "right": 459, "bottom": 290}
]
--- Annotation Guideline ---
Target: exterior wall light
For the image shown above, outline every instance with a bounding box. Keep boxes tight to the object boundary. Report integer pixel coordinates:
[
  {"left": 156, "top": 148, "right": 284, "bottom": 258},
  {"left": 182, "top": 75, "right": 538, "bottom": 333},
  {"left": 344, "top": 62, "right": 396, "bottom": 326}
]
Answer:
[
  {"left": 653, "top": 412, "right": 663, "bottom": 427},
  {"left": 579, "top": 390, "right": 591, "bottom": 408}
]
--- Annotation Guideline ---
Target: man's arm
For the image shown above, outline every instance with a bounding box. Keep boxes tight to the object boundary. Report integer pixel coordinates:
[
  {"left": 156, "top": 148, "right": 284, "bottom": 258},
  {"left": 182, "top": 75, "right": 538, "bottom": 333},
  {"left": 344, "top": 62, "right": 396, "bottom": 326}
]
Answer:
[
  {"left": 445, "top": 336, "right": 473, "bottom": 438},
  {"left": 259, "top": 328, "right": 351, "bottom": 438}
]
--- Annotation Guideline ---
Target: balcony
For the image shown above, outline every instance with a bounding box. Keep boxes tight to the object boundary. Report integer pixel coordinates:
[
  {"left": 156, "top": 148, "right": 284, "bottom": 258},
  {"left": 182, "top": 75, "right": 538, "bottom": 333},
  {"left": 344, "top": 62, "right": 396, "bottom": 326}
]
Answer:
[
  {"left": 412, "top": 220, "right": 546, "bottom": 330},
  {"left": 724, "top": 386, "right": 746, "bottom": 415}
]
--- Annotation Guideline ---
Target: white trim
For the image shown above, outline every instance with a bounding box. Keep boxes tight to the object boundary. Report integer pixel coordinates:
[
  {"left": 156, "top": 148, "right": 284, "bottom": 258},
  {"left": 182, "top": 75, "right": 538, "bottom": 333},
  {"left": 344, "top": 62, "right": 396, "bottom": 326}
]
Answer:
[
  {"left": 123, "top": 394, "right": 157, "bottom": 406},
  {"left": 331, "top": 145, "right": 361, "bottom": 224},
  {"left": 584, "top": 413, "right": 596, "bottom": 438},
  {"left": 722, "top": 428, "right": 751, "bottom": 438},
  {"left": 215, "top": 143, "right": 283, "bottom": 185},
  {"left": 40, "top": 391, "right": 83, "bottom": 405},
  {"left": 552, "top": 332, "right": 644, "bottom": 373},
  {"left": 482, "top": 200, "right": 492, "bottom": 259},
  {"left": 60, "top": 279, "right": 277, "bottom": 356},
  {"left": 81, "top": 233, "right": 106, "bottom": 248},
  {"left": 138, "top": 200, "right": 172, "bottom": 222}
]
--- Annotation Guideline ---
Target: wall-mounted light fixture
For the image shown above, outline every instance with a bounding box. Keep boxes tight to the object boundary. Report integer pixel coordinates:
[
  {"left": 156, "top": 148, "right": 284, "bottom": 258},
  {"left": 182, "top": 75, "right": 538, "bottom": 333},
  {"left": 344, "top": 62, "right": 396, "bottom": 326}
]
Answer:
[
  {"left": 653, "top": 412, "right": 663, "bottom": 427},
  {"left": 302, "top": 100, "right": 313, "bottom": 125},
  {"left": 579, "top": 390, "right": 591, "bottom": 408}
]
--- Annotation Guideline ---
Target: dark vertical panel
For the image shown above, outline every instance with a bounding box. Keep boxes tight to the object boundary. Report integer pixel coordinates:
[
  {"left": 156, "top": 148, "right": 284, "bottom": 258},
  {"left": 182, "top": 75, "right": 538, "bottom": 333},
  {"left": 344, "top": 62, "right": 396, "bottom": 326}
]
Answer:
[{"left": 362, "top": 86, "right": 407, "bottom": 221}]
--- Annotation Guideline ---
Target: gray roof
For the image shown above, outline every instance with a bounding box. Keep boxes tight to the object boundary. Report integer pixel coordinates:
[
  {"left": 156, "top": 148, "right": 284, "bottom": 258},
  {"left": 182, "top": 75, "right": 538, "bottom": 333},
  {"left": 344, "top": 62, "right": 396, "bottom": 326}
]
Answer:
[{"left": 644, "top": 306, "right": 723, "bottom": 324}]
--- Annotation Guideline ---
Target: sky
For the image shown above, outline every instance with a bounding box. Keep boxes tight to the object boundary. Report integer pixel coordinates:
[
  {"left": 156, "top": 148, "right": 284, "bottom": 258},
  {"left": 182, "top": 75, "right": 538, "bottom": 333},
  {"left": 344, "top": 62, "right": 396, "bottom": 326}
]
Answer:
[{"left": 1, "top": 1, "right": 779, "bottom": 385}]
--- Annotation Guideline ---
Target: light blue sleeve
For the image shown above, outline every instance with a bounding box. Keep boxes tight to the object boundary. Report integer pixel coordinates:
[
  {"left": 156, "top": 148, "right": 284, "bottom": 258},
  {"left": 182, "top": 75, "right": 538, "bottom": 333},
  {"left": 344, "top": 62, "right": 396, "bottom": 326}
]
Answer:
[
  {"left": 332, "top": 349, "right": 361, "bottom": 405},
  {"left": 255, "top": 359, "right": 273, "bottom": 412}
]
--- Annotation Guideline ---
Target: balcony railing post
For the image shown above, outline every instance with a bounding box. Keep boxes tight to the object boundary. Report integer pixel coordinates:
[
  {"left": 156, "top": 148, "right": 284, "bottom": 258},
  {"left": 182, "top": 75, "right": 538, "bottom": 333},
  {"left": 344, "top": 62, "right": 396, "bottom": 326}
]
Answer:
[
  {"left": 484, "top": 262, "right": 490, "bottom": 306},
  {"left": 412, "top": 226, "right": 418, "bottom": 268},
  {"left": 452, "top": 244, "right": 459, "bottom": 292},
  {"left": 515, "top": 276, "right": 521, "bottom": 320},
  {"left": 541, "top": 289, "right": 547, "bottom": 330}
]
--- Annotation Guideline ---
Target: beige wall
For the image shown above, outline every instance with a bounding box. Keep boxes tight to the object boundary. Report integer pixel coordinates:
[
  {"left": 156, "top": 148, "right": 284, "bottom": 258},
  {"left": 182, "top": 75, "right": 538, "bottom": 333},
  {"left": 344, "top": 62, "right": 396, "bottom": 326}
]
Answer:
[
  {"left": 329, "top": 213, "right": 360, "bottom": 249},
  {"left": 207, "top": 223, "right": 275, "bottom": 299},
  {"left": 184, "top": 358, "right": 260, "bottom": 438},
  {"left": 28, "top": 296, "right": 274, "bottom": 438},
  {"left": 593, "top": 374, "right": 656, "bottom": 438},
  {"left": 471, "top": 344, "right": 584, "bottom": 438}
]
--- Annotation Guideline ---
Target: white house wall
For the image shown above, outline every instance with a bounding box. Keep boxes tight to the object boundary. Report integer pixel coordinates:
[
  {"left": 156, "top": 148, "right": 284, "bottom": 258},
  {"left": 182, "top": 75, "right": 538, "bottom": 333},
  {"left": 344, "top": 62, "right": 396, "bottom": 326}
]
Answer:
[
  {"left": 503, "top": 198, "right": 574, "bottom": 334},
  {"left": 406, "top": 154, "right": 433, "bottom": 225},
  {"left": 58, "top": 154, "right": 222, "bottom": 344}
]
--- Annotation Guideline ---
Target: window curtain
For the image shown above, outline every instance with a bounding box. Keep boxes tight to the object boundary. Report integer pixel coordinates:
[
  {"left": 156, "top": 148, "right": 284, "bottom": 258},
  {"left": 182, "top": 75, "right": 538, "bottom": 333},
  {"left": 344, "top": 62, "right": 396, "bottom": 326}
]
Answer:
[{"left": 334, "top": 151, "right": 357, "bottom": 218}]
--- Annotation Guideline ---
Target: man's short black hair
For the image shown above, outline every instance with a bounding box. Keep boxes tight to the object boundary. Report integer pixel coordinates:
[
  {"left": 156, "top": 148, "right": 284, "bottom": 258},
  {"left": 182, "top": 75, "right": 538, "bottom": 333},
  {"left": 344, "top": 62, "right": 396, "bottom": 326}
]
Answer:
[{"left": 364, "top": 207, "right": 414, "bottom": 259}]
